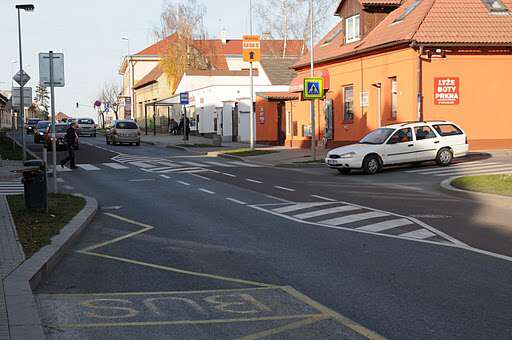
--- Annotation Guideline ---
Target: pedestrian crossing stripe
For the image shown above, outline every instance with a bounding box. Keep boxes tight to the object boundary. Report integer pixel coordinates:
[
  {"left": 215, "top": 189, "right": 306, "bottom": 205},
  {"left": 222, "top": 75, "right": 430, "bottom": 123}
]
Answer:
[
  {"left": 403, "top": 161, "right": 512, "bottom": 177},
  {"left": 0, "top": 182, "right": 24, "bottom": 195},
  {"left": 251, "top": 201, "right": 463, "bottom": 245}
]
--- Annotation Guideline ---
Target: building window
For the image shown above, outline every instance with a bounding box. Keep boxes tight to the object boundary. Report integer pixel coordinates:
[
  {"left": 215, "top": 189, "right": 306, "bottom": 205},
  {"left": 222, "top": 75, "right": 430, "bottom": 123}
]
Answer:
[
  {"left": 345, "top": 15, "right": 360, "bottom": 44},
  {"left": 390, "top": 77, "right": 397, "bottom": 119},
  {"left": 343, "top": 86, "right": 354, "bottom": 122},
  {"left": 482, "top": 0, "right": 508, "bottom": 12}
]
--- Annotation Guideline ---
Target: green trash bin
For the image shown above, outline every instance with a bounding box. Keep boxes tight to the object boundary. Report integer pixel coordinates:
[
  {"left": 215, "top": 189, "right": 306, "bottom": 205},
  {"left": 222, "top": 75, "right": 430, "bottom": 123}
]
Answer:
[{"left": 22, "top": 160, "right": 47, "bottom": 211}]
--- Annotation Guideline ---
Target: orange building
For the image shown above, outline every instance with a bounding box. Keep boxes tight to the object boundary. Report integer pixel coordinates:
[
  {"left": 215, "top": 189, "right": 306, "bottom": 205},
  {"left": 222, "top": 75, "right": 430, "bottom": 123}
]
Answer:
[{"left": 256, "top": 0, "right": 512, "bottom": 150}]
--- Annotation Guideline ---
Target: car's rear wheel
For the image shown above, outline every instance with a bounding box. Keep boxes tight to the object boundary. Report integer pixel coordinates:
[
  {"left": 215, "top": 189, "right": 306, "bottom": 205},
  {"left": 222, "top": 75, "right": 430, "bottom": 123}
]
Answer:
[
  {"left": 337, "top": 168, "right": 351, "bottom": 175},
  {"left": 436, "top": 148, "right": 453, "bottom": 166},
  {"left": 362, "top": 154, "right": 381, "bottom": 175}
]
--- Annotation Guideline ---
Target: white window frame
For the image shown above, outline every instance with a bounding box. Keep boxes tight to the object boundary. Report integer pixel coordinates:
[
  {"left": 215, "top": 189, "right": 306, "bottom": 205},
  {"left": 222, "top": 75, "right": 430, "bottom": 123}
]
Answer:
[{"left": 345, "top": 14, "right": 360, "bottom": 44}]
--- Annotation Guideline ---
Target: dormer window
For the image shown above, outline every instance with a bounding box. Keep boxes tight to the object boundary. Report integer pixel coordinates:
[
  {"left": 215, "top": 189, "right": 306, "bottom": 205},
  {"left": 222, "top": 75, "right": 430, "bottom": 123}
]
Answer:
[
  {"left": 345, "top": 14, "right": 360, "bottom": 44},
  {"left": 482, "top": 0, "right": 508, "bottom": 12},
  {"left": 393, "top": 0, "right": 421, "bottom": 23}
]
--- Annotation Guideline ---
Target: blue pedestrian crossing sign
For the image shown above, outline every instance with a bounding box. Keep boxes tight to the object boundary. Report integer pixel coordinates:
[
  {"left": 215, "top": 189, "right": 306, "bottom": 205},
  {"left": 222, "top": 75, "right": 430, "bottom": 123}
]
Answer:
[{"left": 303, "top": 77, "right": 324, "bottom": 100}]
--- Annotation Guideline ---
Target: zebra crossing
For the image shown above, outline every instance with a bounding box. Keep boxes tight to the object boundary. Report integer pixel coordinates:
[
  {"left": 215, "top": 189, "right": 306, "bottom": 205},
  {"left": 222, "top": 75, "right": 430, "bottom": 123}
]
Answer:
[
  {"left": 402, "top": 160, "right": 512, "bottom": 178},
  {"left": 111, "top": 154, "right": 261, "bottom": 174},
  {"left": 253, "top": 201, "right": 459, "bottom": 244},
  {"left": 0, "top": 181, "right": 24, "bottom": 195}
]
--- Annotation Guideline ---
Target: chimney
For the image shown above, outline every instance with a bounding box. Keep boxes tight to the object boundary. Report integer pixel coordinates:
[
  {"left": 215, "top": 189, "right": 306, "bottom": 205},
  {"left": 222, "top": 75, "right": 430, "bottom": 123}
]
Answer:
[{"left": 220, "top": 30, "right": 227, "bottom": 44}]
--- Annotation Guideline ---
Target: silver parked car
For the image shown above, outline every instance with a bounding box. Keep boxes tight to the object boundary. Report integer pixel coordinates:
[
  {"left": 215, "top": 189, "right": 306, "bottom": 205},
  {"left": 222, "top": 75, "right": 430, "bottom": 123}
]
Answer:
[
  {"left": 77, "top": 118, "right": 96, "bottom": 137},
  {"left": 106, "top": 120, "right": 141, "bottom": 146}
]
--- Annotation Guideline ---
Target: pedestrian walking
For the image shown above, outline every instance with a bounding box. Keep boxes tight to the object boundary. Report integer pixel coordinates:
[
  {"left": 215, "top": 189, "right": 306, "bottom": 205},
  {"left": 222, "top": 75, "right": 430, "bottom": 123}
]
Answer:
[
  {"left": 179, "top": 115, "right": 190, "bottom": 140},
  {"left": 60, "top": 122, "right": 78, "bottom": 169},
  {"left": 169, "top": 118, "right": 178, "bottom": 135}
]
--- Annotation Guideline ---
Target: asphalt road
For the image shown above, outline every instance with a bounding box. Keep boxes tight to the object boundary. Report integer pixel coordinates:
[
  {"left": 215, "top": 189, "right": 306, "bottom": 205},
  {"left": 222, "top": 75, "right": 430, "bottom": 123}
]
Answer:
[{"left": 29, "top": 134, "right": 512, "bottom": 339}]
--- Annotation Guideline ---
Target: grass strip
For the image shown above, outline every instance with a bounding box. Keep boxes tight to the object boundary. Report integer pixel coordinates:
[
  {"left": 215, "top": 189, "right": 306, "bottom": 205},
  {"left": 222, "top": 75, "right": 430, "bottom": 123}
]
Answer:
[
  {"left": 451, "top": 174, "right": 512, "bottom": 197},
  {"left": 222, "top": 148, "right": 277, "bottom": 157},
  {"left": 7, "top": 194, "right": 86, "bottom": 257}
]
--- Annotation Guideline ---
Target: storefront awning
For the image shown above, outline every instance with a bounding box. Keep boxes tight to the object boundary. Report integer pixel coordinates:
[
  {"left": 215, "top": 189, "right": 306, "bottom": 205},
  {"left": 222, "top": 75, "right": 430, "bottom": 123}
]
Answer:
[
  {"left": 289, "top": 70, "right": 330, "bottom": 93},
  {"left": 257, "top": 92, "right": 300, "bottom": 101},
  {"left": 152, "top": 94, "right": 181, "bottom": 106}
]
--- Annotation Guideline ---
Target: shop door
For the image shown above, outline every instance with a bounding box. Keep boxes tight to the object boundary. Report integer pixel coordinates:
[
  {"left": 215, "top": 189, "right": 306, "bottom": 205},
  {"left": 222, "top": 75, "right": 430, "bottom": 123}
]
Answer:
[
  {"left": 277, "top": 102, "right": 286, "bottom": 145},
  {"left": 232, "top": 103, "right": 239, "bottom": 142}
]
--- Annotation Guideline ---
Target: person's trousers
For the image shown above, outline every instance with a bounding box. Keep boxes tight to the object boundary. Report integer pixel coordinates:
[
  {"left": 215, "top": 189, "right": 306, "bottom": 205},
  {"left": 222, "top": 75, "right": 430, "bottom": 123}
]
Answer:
[{"left": 61, "top": 145, "right": 75, "bottom": 168}]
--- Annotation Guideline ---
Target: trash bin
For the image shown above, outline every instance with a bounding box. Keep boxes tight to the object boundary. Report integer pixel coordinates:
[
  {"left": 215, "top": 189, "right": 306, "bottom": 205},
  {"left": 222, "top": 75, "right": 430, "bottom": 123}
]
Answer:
[{"left": 22, "top": 160, "right": 47, "bottom": 211}]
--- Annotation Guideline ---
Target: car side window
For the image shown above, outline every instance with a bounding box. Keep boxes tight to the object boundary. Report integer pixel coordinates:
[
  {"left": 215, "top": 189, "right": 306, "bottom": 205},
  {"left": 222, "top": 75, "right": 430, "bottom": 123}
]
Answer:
[
  {"left": 415, "top": 126, "right": 437, "bottom": 140},
  {"left": 433, "top": 124, "right": 463, "bottom": 136},
  {"left": 388, "top": 128, "right": 413, "bottom": 144}
]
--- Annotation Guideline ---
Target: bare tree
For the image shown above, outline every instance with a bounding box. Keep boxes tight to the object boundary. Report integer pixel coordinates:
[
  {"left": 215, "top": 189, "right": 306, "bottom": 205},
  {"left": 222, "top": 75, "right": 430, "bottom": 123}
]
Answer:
[
  {"left": 154, "top": 0, "right": 213, "bottom": 92},
  {"left": 254, "top": 0, "right": 339, "bottom": 56},
  {"left": 99, "top": 82, "right": 121, "bottom": 120}
]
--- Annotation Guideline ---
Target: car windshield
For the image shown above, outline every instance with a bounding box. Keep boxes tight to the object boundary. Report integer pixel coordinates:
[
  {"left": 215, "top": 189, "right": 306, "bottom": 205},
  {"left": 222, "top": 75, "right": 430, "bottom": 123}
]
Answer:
[
  {"left": 55, "top": 125, "right": 68, "bottom": 133},
  {"left": 28, "top": 119, "right": 40, "bottom": 125},
  {"left": 78, "top": 119, "right": 94, "bottom": 124},
  {"left": 36, "top": 121, "right": 50, "bottom": 129},
  {"left": 358, "top": 128, "right": 395, "bottom": 144},
  {"left": 116, "top": 122, "right": 138, "bottom": 129}
]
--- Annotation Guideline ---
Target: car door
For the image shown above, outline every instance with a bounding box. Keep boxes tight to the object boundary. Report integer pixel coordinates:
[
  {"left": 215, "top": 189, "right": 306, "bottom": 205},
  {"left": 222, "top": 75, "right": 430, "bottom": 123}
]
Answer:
[
  {"left": 384, "top": 127, "right": 417, "bottom": 164},
  {"left": 414, "top": 125, "right": 440, "bottom": 161}
]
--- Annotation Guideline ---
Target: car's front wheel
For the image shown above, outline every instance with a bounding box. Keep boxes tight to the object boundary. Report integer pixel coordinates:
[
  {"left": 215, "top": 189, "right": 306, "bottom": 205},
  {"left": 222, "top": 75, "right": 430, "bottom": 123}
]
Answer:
[
  {"left": 362, "top": 154, "right": 381, "bottom": 175},
  {"left": 436, "top": 148, "right": 453, "bottom": 166}
]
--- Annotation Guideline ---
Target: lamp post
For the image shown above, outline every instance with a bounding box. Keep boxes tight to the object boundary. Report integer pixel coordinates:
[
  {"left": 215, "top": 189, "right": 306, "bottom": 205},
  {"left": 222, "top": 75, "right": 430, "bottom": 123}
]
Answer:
[
  {"left": 122, "top": 36, "right": 134, "bottom": 120},
  {"left": 249, "top": 0, "right": 255, "bottom": 149},
  {"left": 15, "top": 4, "right": 34, "bottom": 162}
]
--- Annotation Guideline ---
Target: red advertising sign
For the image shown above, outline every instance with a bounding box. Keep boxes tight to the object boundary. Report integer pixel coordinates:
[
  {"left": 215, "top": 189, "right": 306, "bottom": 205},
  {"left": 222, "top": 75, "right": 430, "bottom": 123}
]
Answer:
[{"left": 434, "top": 77, "right": 459, "bottom": 105}]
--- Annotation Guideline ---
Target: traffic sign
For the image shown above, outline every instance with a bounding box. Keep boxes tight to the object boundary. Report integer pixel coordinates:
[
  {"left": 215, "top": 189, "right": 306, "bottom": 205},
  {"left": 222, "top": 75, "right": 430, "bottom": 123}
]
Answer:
[
  {"left": 11, "top": 87, "right": 32, "bottom": 107},
  {"left": 243, "top": 35, "right": 261, "bottom": 62},
  {"left": 180, "top": 92, "right": 189, "bottom": 105},
  {"left": 303, "top": 77, "right": 324, "bottom": 100},
  {"left": 39, "top": 52, "right": 65, "bottom": 87},
  {"left": 13, "top": 70, "right": 31, "bottom": 87}
]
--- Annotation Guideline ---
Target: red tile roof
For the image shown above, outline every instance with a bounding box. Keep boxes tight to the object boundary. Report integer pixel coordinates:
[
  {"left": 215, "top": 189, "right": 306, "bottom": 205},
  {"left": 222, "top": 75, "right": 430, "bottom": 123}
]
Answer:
[
  {"left": 134, "top": 65, "right": 164, "bottom": 89},
  {"left": 135, "top": 35, "right": 229, "bottom": 70},
  {"left": 297, "top": 0, "right": 512, "bottom": 69},
  {"left": 335, "top": 0, "right": 402, "bottom": 15},
  {"left": 185, "top": 70, "right": 259, "bottom": 76},
  {"left": 223, "top": 39, "right": 306, "bottom": 56}
]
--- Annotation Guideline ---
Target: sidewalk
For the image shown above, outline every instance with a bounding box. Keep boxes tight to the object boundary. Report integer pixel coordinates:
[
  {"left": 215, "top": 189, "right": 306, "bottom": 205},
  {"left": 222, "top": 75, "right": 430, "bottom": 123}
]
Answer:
[{"left": 140, "top": 133, "right": 264, "bottom": 153}]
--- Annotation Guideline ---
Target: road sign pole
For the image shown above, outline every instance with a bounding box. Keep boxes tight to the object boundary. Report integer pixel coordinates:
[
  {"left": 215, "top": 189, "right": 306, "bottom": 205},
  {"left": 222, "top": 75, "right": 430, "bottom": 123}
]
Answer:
[
  {"left": 17, "top": 8, "right": 26, "bottom": 162},
  {"left": 49, "top": 51, "right": 58, "bottom": 193},
  {"left": 249, "top": 61, "right": 255, "bottom": 149},
  {"left": 182, "top": 105, "right": 187, "bottom": 143},
  {"left": 309, "top": 0, "right": 316, "bottom": 161}
]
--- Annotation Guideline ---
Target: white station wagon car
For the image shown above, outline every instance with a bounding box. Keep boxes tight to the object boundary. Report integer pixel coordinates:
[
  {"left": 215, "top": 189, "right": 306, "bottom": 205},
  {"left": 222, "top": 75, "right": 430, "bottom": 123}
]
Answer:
[{"left": 326, "top": 121, "right": 469, "bottom": 175}]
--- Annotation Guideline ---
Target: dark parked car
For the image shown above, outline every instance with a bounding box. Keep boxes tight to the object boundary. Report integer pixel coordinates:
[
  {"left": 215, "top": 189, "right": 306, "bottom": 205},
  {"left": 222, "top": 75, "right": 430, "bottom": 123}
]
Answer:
[
  {"left": 33, "top": 120, "right": 50, "bottom": 144},
  {"left": 26, "top": 118, "right": 41, "bottom": 134}
]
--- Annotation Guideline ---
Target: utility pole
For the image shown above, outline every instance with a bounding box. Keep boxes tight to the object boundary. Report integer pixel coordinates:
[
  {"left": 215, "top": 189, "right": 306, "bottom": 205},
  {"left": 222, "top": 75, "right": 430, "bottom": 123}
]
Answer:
[
  {"left": 49, "top": 51, "right": 58, "bottom": 194},
  {"left": 249, "top": 0, "right": 255, "bottom": 150},
  {"left": 309, "top": 0, "right": 316, "bottom": 160}
]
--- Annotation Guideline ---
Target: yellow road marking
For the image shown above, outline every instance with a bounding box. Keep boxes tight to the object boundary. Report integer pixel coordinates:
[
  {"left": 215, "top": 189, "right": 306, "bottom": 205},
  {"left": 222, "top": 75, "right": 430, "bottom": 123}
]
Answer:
[
  {"left": 38, "top": 286, "right": 279, "bottom": 298},
  {"left": 280, "top": 286, "right": 387, "bottom": 340},
  {"left": 235, "top": 315, "right": 328, "bottom": 340},
  {"left": 53, "top": 314, "right": 324, "bottom": 329}
]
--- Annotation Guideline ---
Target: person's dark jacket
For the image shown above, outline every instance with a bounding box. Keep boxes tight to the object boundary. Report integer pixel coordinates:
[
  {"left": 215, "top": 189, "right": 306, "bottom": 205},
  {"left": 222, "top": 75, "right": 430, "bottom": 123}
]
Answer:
[{"left": 64, "top": 126, "right": 78, "bottom": 146}]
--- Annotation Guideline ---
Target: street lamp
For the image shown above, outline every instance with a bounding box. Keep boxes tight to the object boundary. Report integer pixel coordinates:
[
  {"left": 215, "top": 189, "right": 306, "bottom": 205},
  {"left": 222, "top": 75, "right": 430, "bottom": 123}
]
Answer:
[
  {"left": 15, "top": 3, "right": 35, "bottom": 162},
  {"left": 121, "top": 36, "right": 133, "bottom": 120}
]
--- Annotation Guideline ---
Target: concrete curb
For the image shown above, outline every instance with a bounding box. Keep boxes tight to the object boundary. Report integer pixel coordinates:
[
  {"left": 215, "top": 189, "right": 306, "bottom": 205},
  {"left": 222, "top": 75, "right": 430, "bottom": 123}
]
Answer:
[
  {"left": 4, "top": 194, "right": 98, "bottom": 340},
  {"left": 440, "top": 175, "right": 512, "bottom": 208},
  {"left": 6, "top": 135, "right": 40, "bottom": 161}
]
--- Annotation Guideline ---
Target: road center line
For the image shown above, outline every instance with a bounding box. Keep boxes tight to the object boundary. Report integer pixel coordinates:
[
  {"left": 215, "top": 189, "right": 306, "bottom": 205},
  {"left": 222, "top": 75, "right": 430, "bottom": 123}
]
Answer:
[
  {"left": 221, "top": 172, "right": 236, "bottom": 177},
  {"left": 128, "top": 179, "right": 155, "bottom": 182},
  {"left": 274, "top": 185, "right": 296, "bottom": 192},
  {"left": 190, "top": 174, "right": 211, "bottom": 180},
  {"left": 311, "top": 195, "right": 337, "bottom": 202},
  {"left": 226, "top": 197, "right": 247, "bottom": 205},
  {"left": 160, "top": 175, "right": 171, "bottom": 179},
  {"left": 177, "top": 180, "right": 191, "bottom": 186},
  {"left": 246, "top": 178, "right": 263, "bottom": 184},
  {"left": 199, "top": 188, "right": 215, "bottom": 194}
]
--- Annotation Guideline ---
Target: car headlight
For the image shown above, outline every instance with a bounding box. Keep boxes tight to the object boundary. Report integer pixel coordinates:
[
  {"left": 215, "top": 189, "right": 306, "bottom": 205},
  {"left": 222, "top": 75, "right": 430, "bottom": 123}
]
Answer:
[{"left": 339, "top": 152, "right": 356, "bottom": 159}]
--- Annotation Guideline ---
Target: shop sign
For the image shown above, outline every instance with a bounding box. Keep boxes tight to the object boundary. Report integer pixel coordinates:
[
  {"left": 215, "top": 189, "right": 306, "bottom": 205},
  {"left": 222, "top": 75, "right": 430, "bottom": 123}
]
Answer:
[
  {"left": 360, "top": 91, "right": 369, "bottom": 107},
  {"left": 259, "top": 107, "right": 264, "bottom": 124},
  {"left": 434, "top": 77, "right": 459, "bottom": 105}
]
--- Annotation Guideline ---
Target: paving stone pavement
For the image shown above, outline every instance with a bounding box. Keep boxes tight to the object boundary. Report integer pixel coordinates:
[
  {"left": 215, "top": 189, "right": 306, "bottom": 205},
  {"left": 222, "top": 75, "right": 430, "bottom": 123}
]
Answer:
[{"left": 0, "top": 196, "right": 25, "bottom": 340}]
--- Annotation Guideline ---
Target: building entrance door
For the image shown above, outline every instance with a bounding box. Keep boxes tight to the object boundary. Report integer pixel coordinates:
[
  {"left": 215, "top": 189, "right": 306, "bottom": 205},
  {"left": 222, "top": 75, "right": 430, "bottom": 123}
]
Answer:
[{"left": 277, "top": 102, "right": 286, "bottom": 146}]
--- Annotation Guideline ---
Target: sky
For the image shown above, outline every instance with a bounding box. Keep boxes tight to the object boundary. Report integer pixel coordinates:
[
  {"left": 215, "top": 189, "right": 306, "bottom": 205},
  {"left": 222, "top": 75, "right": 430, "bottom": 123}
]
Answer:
[{"left": 1, "top": 0, "right": 336, "bottom": 118}]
